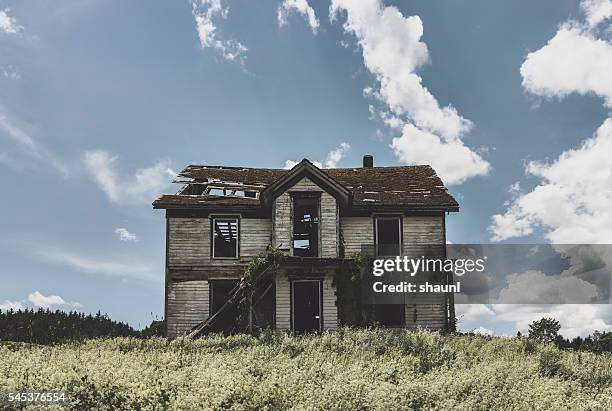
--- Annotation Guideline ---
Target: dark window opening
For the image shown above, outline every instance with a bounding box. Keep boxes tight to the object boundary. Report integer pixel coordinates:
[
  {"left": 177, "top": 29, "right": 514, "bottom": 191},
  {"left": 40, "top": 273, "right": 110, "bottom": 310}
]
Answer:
[
  {"left": 213, "top": 218, "right": 238, "bottom": 258},
  {"left": 210, "top": 279, "right": 240, "bottom": 334},
  {"left": 376, "top": 217, "right": 401, "bottom": 256},
  {"left": 292, "top": 197, "right": 319, "bottom": 257}
]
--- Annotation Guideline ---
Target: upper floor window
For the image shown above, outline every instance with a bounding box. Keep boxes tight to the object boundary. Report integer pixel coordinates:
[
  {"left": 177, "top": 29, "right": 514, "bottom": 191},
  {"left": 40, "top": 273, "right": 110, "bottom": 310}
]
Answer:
[
  {"left": 375, "top": 216, "right": 402, "bottom": 256},
  {"left": 292, "top": 196, "right": 319, "bottom": 257},
  {"left": 212, "top": 218, "right": 239, "bottom": 258}
]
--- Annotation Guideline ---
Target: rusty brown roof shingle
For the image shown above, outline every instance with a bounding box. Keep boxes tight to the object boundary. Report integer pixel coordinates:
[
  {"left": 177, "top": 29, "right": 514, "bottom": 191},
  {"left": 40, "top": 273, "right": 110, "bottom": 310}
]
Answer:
[{"left": 153, "top": 164, "right": 459, "bottom": 211}]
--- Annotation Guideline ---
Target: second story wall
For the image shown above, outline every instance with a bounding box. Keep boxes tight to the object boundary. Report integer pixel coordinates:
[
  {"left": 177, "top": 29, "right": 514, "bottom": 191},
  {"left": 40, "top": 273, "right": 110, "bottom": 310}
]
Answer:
[
  {"left": 167, "top": 217, "right": 272, "bottom": 268},
  {"left": 272, "top": 176, "right": 339, "bottom": 258},
  {"left": 340, "top": 214, "right": 445, "bottom": 258}
]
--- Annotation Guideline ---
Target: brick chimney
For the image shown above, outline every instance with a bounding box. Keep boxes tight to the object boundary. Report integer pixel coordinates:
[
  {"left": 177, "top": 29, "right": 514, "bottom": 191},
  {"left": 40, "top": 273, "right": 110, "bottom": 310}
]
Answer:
[{"left": 363, "top": 154, "right": 373, "bottom": 168}]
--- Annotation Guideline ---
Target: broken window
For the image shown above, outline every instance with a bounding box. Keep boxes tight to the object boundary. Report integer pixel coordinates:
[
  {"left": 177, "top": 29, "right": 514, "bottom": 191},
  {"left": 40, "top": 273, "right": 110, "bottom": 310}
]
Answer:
[
  {"left": 375, "top": 217, "right": 401, "bottom": 256},
  {"left": 212, "top": 218, "right": 239, "bottom": 258},
  {"left": 206, "top": 187, "right": 259, "bottom": 198},
  {"left": 292, "top": 196, "right": 319, "bottom": 257}
]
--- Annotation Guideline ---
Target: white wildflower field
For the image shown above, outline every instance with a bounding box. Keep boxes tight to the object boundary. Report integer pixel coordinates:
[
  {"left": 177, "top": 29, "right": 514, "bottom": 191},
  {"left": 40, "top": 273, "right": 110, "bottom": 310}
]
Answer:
[{"left": 1, "top": 329, "right": 611, "bottom": 410}]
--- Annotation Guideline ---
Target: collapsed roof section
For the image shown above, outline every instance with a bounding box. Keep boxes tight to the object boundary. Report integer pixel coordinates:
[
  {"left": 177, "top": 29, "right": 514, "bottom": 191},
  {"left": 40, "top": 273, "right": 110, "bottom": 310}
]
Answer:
[{"left": 153, "top": 158, "right": 459, "bottom": 212}]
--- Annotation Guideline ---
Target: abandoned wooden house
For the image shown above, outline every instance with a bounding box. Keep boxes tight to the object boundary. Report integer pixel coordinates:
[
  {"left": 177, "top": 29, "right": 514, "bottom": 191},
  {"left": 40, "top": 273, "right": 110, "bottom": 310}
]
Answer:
[{"left": 153, "top": 156, "right": 459, "bottom": 339}]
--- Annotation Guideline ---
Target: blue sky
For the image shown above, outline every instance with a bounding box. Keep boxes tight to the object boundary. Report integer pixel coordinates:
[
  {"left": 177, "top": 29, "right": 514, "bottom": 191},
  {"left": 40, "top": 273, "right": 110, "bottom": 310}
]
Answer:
[{"left": 1, "top": 0, "right": 611, "bottom": 336}]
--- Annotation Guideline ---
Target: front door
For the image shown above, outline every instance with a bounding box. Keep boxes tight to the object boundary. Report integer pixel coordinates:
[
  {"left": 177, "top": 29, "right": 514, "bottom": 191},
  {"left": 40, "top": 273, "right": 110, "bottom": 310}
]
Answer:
[{"left": 292, "top": 280, "right": 322, "bottom": 333}]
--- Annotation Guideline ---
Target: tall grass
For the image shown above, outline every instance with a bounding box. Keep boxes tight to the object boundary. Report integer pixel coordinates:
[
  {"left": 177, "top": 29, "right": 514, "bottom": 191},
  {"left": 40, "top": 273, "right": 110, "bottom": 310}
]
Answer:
[{"left": 1, "top": 329, "right": 611, "bottom": 410}]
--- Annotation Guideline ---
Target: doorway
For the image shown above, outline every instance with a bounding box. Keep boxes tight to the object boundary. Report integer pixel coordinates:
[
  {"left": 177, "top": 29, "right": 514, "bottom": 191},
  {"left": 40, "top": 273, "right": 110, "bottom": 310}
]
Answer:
[
  {"left": 209, "top": 279, "right": 240, "bottom": 334},
  {"left": 291, "top": 280, "right": 322, "bottom": 333}
]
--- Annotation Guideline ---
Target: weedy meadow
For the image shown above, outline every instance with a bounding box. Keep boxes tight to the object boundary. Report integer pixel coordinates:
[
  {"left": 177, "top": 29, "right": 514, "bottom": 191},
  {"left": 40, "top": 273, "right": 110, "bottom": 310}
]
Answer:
[{"left": 1, "top": 328, "right": 611, "bottom": 410}]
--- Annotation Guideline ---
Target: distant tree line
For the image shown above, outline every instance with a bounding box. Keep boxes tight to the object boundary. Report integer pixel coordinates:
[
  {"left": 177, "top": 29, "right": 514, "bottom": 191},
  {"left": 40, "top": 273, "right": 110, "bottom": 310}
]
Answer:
[
  {"left": 521, "top": 317, "right": 612, "bottom": 353},
  {"left": 0, "top": 308, "right": 165, "bottom": 344}
]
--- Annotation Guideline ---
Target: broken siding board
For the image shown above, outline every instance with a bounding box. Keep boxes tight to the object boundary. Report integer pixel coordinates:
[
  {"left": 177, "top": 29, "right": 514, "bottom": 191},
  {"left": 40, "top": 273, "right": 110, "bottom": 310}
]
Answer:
[
  {"left": 275, "top": 274, "right": 291, "bottom": 330},
  {"left": 167, "top": 280, "right": 209, "bottom": 339},
  {"left": 322, "top": 273, "right": 337, "bottom": 330}
]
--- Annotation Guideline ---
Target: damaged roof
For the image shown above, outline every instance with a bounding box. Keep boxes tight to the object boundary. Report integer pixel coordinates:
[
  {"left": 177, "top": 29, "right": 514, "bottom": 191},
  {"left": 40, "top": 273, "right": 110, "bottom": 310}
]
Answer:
[{"left": 153, "top": 162, "right": 459, "bottom": 211}]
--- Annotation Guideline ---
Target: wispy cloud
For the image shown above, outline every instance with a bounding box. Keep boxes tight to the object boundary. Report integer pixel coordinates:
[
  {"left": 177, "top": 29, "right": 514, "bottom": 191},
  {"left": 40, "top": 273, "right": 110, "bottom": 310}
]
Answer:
[
  {"left": 191, "top": 0, "right": 247, "bottom": 63},
  {"left": 33, "top": 244, "right": 159, "bottom": 282},
  {"left": 0, "top": 8, "right": 22, "bottom": 34},
  {"left": 0, "top": 300, "right": 24, "bottom": 311},
  {"left": 1, "top": 66, "right": 21, "bottom": 80},
  {"left": 115, "top": 227, "right": 138, "bottom": 242},
  {"left": 0, "top": 114, "right": 69, "bottom": 176},
  {"left": 84, "top": 150, "right": 176, "bottom": 205},
  {"left": 284, "top": 142, "right": 350, "bottom": 169},
  {"left": 278, "top": 0, "right": 319, "bottom": 34}
]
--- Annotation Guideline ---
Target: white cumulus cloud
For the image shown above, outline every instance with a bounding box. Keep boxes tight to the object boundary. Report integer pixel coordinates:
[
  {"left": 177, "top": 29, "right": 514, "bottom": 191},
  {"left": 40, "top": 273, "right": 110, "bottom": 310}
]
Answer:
[
  {"left": 491, "top": 1, "right": 612, "bottom": 242},
  {"left": 471, "top": 326, "right": 494, "bottom": 336},
  {"left": 115, "top": 228, "right": 138, "bottom": 242},
  {"left": 391, "top": 124, "right": 490, "bottom": 185},
  {"left": 520, "top": 24, "right": 612, "bottom": 107},
  {"left": 0, "top": 9, "right": 22, "bottom": 34},
  {"left": 330, "top": 0, "right": 489, "bottom": 185},
  {"left": 581, "top": 0, "right": 612, "bottom": 28},
  {"left": 278, "top": 0, "right": 319, "bottom": 34},
  {"left": 497, "top": 270, "right": 600, "bottom": 304},
  {"left": 84, "top": 150, "right": 176, "bottom": 205},
  {"left": 27, "top": 291, "right": 66, "bottom": 309},
  {"left": 192, "top": 0, "right": 247, "bottom": 63}
]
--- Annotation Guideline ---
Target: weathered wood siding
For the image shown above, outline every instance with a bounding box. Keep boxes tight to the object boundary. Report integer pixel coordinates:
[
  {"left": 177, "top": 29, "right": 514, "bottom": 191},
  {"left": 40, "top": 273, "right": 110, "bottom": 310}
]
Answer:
[
  {"left": 167, "top": 280, "right": 209, "bottom": 339},
  {"left": 340, "top": 213, "right": 447, "bottom": 330},
  {"left": 340, "top": 216, "right": 374, "bottom": 255},
  {"left": 322, "top": 273, "right": 337, "bottom": 330},
  {"left": 403, "top": 215, "right": 445, "bottom": 258},
  {"left": 403, "top": 215, "right": 446, "bottom": 330},
  {"left": 240, "top": 218, "right": 273, "bottom": 257},
  {"left": 166, "top": 216, "right": 271, "bottom": 338},
  {"left": 275, "top": 274, "right": 291, "bottom": 330},
  {"left": 274, "top": 273, "right": 337, "bottom": 331},
  {"left": 167, "top": 217, "right": 271, "bottom": 269},
  {"left": 340, "top": 214, "right": 444, "bottom": 257},
  {"left": 404, "top": 302, "right": 447, "bottom": 330},
  {"left": 272, "top": 177, "right": 338, "bottom": 258}
]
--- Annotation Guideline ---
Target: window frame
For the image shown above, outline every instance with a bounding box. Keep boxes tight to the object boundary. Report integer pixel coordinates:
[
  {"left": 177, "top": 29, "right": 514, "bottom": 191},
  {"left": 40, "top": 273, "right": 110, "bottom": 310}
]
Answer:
[
  {"left": 290, "top": 192, "right": 321, "bottom": 258},
  {"left": 211, "top": 215, "right": 240, "bottom": 259},
  {"left": 374, "top": 215, "right": 403, "bottom": 257}
]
